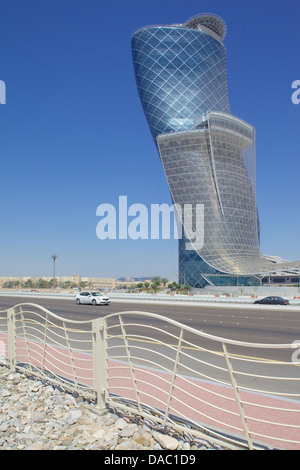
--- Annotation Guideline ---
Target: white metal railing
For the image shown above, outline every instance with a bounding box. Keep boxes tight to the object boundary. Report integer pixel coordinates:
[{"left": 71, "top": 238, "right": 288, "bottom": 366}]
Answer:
[{"left": 0, "top": 303, "right": 300, "bottom": 450}]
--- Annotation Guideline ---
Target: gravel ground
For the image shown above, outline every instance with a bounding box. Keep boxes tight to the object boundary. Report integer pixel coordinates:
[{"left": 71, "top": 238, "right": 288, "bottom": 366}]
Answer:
[{"left": 0, "top": 365, "right": 229, "bottom": 451}]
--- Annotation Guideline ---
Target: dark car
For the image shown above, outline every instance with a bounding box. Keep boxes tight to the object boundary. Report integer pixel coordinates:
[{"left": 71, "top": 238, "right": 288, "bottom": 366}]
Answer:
[{"left": 254, "top": 296, "right": 289, "bottom": 305}]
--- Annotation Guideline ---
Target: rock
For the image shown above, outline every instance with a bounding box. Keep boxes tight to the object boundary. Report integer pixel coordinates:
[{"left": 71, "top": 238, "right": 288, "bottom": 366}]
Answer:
[
  {"left": 61, "top": 438, "right": 73, "bottom": 447},
  {"left": 181, "top": 441, "right": 191, "bottom": 450},
  {"left": 93, "top": 429, "right": 105, "bottom": 439},
  {"left": 119, "top": 423, "right": 138, "bottom": 438},
  {"left": 0, "top": 364, "right": 225, "bottom": 451},
  {"left": 44, "top": 386, "right": 54, "bottom": 397},
  {"left": 103, "top": 430, "right": 118, "bottom": 442},
  {"left": 66, "top": 409, "right": 82, "bottom": 425},
  {"left": 152, "top": 431, "right": 179, "bottom": 450},
  {"left": 15, "top": 432, "right": 36, "bottom": 441},
  {"left": 115, "top": 439, "right": 132, "bottom": 450},
  {"left": 134, "top": 431, "right": 152, "bottom": 447},
  {"left": 114, "top": 418, "right": 127, "bottom": 429}
]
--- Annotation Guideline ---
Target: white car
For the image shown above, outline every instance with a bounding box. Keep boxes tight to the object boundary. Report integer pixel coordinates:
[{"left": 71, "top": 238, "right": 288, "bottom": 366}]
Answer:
[{"left": 75, "top": 291, "right": 110, "bottom": 306}]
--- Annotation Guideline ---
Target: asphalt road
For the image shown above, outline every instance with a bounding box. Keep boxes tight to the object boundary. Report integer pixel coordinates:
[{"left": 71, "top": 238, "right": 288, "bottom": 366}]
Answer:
[{"left": 1, "top": 294, "right": 300, "bottom": 344}]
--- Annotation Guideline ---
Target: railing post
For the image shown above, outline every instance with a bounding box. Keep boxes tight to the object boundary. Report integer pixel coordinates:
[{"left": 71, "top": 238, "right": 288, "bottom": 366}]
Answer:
[
  {"left": 164, "top": 328, "right": 184, "bottom": 422},
  {"left": 7, "top": 308, "right": 16, "bottom": 371},
  {"left": 119, "top": 315, "right": 142, "bottom": 413},
  {"left": 92, "top": 317, "right": 107, "bottom": 410},
  {"left": 222, "top": 342, "right": 254, "bottom": 449}
]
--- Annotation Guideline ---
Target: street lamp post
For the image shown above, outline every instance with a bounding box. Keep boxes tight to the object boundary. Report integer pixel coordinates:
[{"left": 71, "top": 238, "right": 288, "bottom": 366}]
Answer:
[{"left": 51, "top": 254, "right": 58, "bottom": 289}]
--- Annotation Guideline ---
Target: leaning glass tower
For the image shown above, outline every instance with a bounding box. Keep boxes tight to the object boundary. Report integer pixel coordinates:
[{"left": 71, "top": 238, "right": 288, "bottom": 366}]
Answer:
[{"left": 131, "top": 14, "right": 300, "bottom": 287}]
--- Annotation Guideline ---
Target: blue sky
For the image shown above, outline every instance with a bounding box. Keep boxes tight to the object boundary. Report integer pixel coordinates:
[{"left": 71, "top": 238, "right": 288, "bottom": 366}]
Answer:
[{"left": 0, "top": 0, "right": 299, "bottom": 281}]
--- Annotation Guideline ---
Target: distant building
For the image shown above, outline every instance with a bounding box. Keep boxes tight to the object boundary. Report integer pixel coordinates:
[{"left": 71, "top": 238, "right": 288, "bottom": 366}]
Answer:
[
  {"left": 73, "top": 275, "right": 81, "bottom": 285},
  {"left": 0, "top": 276, "right": 116, "bottom": 290},
  {"left": 80, "top": 277, "right": 116, "bottom": 290}
]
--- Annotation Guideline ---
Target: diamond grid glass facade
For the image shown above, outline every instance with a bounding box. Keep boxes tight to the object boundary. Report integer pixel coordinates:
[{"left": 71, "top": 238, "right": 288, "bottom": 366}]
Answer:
[
  {"left": 131, "top": 19, "right": 230, "bottom": 141},
  {"left": 131, "top": 14, "right": 300, "bottom": 287}
]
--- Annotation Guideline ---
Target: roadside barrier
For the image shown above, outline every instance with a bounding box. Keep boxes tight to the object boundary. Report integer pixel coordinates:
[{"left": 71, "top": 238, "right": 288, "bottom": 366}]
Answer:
[{"left": 0, "top": 303, "right": 300, "bottom": 450}]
